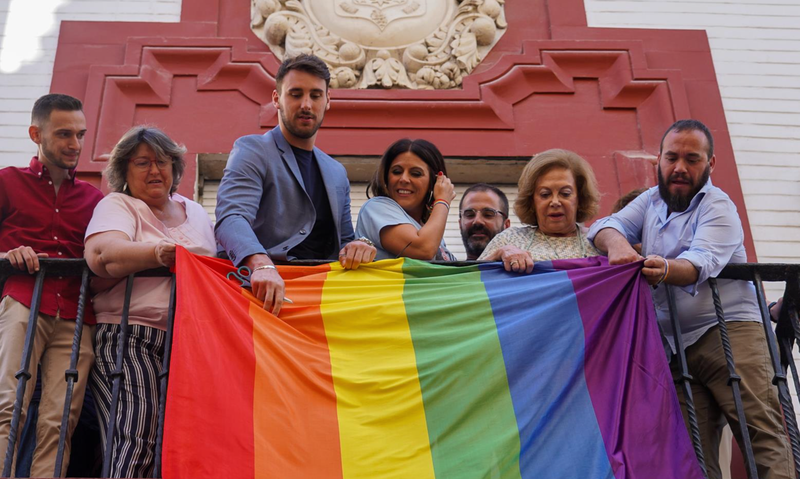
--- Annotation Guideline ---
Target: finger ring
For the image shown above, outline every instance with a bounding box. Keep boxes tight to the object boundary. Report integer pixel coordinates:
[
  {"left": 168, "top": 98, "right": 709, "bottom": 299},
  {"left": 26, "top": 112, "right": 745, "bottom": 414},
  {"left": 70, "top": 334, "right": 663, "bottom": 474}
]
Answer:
[{"left": 510, "top": 260, "right": 518, "bottom": 266}]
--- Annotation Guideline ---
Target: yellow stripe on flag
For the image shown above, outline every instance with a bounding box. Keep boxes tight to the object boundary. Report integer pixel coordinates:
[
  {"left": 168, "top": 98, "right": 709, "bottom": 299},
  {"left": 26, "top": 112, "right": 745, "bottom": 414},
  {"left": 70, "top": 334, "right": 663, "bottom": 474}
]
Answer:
[{"left": 321, "top": 260, "right": 435, "bottom": 479}]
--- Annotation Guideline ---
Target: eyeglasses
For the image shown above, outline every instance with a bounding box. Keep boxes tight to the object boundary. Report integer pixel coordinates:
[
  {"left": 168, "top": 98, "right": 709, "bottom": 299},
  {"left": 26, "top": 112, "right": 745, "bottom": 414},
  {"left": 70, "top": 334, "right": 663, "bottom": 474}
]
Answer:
[
  {"left": 460, "top": 208, "right": 507, "bottom": 220},
  {"left": 131, "top": 157, "right": 172, "bottom": 171}
]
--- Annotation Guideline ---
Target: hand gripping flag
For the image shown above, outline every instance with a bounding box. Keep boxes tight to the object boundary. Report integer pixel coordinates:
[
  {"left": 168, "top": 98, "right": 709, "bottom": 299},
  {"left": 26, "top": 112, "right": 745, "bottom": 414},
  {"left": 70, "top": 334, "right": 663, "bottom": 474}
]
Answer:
[{"left": 163, "top": 248, "right": 703, "bottom": 479}]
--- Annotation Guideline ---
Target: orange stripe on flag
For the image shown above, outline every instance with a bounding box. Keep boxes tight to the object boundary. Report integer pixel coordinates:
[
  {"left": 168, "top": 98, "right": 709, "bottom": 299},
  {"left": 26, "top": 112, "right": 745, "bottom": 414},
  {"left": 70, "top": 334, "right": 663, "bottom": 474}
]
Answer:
[{"left": 251, "top": 264, "right": 343, "bottom": 479}]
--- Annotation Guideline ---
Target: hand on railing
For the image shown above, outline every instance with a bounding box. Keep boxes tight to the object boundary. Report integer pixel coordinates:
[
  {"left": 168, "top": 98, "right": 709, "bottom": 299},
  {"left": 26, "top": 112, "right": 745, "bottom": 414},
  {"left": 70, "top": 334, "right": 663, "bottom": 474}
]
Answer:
[{"left": 1, "top": 246, "right": 49, "bottom": 274}]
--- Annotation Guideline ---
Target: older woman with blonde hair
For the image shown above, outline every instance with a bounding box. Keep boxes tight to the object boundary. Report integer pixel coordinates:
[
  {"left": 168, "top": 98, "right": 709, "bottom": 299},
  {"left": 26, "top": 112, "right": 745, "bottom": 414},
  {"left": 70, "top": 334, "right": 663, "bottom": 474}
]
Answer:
[
  {"left": 84, "top": 126, "right": 215, "bottom": 477},
  {"left": 479, "top": 149, "right": 601, "bottom": 272}
]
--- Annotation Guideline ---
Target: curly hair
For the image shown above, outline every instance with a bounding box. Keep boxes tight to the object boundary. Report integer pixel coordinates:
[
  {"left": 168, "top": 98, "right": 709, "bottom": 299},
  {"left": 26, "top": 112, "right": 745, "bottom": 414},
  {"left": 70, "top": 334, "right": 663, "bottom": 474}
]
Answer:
[
  {"left": 515, "top": 149, "right": 600, "bottom": 226},
  {"left": 104, "top": 126, "right": 187, "bottom": 195}
]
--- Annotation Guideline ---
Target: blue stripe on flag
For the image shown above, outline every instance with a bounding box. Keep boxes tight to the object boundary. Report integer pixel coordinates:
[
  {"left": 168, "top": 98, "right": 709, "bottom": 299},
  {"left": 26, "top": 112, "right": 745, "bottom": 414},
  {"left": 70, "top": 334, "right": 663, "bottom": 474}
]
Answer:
[{"left": 479, "top": 264, "right": 614, "bottom": 479}]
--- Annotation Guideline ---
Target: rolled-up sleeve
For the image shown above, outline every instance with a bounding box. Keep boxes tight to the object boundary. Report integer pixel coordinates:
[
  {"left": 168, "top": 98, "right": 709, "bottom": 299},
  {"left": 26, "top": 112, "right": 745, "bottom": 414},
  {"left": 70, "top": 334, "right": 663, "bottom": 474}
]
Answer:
[
  {"left": 587, "top": 192, "right": 648, "bottom": 246},
  {"left": 677, "top": 196, "right": 743, "bottom": 291},
  {"left": 356, "top": 197, "right": 411, "bottom": 251},
  {"left": 214, "top": 136, "right": 270, "bottom": 266}
]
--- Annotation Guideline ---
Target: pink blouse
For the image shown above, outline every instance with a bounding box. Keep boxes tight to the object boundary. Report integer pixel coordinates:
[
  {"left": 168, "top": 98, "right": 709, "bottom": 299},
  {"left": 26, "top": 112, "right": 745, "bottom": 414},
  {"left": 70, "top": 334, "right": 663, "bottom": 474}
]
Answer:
[{"left": 86, "top": 193, "right": 216, "bottom": 330}]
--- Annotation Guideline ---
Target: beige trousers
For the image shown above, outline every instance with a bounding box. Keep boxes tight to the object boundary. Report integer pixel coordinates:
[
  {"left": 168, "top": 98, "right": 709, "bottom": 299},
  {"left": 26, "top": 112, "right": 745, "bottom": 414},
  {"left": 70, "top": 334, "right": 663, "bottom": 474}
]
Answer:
[
  {"left": 0, "top": 296, "right": 94, "bottom": 478},
  {"left": 671, "top": 321, "right": 795, "bottom": 479}
]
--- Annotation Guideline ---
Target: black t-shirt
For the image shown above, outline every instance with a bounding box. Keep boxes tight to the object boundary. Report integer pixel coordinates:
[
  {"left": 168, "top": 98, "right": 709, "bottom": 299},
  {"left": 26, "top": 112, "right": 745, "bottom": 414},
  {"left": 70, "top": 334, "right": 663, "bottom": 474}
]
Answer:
[{"left": 288, "top": 146, "right": 337, "bottom": 259}]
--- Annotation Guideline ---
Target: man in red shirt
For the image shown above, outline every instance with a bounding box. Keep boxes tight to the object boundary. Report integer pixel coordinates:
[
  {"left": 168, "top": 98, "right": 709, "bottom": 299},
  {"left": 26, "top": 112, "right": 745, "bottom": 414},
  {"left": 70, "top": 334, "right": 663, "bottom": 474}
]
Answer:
[{"left": 0, "top": 94, "right": 104, "bottom": 477}]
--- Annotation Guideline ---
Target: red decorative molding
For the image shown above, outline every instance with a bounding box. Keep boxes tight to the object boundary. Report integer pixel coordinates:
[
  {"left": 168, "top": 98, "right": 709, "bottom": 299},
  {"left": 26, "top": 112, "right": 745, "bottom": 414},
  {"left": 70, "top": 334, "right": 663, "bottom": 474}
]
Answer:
[{"left": 51, "top": 0, "right": 756, "bottom": 259}]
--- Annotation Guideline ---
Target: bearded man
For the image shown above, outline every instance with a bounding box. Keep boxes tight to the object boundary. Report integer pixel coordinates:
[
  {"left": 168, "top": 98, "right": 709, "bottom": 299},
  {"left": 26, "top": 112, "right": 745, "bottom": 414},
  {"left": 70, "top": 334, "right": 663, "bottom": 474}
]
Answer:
[
  {"left": 588, "top": 119, "right": 794, "bottom": 479},
  {"left": 215, "top": 54, "right": 375, "bottom": 316},
  {"left": 458, "top": 183, "right": 510, "bottom": 260}
]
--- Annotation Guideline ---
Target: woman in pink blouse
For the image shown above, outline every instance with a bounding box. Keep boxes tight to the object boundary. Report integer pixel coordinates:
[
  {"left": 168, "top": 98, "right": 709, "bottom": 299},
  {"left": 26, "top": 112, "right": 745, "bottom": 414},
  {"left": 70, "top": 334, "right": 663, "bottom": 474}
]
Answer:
[{"left": 84, "top": 126, "right": 215, "bottom": 478}]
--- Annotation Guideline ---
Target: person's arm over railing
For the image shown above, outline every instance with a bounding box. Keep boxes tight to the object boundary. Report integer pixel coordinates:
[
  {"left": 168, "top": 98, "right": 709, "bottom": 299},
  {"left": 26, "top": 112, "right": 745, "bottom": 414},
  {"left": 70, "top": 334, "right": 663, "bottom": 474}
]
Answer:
[
  {"left": 214, "top": 137, "right": 274, "bottom": 267},
  {"left": 85, "top": 231, "right": 175, "bottom": 278},
  {"left": 593, "top": 226, "right": 702, "bottom": 287}
]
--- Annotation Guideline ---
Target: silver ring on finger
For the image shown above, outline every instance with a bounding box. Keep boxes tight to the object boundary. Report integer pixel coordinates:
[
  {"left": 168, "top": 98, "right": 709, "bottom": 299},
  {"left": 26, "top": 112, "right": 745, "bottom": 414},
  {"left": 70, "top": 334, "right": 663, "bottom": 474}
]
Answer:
[{"left": 510, "top": 260, "right": 518, "bottom": 267}]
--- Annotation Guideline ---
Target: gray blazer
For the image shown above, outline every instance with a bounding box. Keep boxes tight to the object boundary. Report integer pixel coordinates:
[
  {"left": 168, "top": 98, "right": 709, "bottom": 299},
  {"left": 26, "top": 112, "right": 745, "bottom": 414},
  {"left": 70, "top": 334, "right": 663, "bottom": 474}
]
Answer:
[{"left": 215, "top": 126, "right": 355, "bottom": 266}]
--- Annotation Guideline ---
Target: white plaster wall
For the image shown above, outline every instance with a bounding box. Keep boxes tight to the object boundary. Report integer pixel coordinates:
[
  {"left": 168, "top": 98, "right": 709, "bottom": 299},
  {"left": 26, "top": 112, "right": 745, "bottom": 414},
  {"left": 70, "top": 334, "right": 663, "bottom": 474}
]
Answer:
[
  {"left": 0, "top": 0, "right": 182, "bottom": 167},
  {"left": 583, "top": 0, "right": 800, "bottom": 296},
  {"left": 584, "top": 0, "right": 800, "bottom": 418}
]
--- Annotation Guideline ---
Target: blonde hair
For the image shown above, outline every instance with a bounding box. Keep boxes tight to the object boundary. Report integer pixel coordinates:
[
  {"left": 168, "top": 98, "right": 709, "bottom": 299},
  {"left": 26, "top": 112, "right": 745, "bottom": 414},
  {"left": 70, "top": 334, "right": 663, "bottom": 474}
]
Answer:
[{"left": 514, "top": 149, "right": 600, "bottom": 226}]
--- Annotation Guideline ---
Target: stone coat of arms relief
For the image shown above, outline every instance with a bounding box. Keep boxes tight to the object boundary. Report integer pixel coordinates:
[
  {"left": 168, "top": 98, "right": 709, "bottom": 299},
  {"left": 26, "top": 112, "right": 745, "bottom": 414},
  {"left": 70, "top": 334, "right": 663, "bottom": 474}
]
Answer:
[{"left": 251, "top": 0, "right": 507, "bottom": 89}]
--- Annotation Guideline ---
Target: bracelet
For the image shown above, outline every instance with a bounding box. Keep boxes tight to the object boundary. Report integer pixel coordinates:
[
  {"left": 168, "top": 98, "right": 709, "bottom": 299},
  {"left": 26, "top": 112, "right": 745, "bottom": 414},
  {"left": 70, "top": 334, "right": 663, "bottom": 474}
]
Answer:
[
  {"left": 768, "top": 301, "right": 778, "bottom": 322},
  {"left": 768, "top": 301, "right": 777, "bottom": 312},
  {"left": 655, "top": 257, "right": 670, "bottom": 285},
  {"left": 355, "top": 236, "right": 374, "bottom": 247},
  {"left": 253, "top": 264, "right": 277, "bottom": 273},
  {"left": 432, "top": 200, "right": 450, "bottom": 211}
]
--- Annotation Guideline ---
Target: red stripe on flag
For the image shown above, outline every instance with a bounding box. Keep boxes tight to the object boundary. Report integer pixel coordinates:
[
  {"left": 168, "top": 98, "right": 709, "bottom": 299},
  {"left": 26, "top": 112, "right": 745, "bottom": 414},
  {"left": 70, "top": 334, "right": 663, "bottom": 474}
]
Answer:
[{"left": 163, "top": 249, "right": 256, "bottom": 479}]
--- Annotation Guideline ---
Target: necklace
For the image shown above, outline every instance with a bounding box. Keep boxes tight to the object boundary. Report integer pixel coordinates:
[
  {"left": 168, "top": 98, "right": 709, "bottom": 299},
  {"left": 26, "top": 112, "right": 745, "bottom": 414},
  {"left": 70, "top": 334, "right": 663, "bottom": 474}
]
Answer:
[{"left": 530, "top": 225, "right": 587, "bottom": 259}]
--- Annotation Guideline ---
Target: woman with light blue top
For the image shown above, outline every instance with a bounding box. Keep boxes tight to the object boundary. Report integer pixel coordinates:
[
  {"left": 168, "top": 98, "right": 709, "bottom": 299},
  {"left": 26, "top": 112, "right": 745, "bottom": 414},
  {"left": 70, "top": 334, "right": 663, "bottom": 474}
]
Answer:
[{"left": 356, "top": 139, "right": 457, "bottom": 261}]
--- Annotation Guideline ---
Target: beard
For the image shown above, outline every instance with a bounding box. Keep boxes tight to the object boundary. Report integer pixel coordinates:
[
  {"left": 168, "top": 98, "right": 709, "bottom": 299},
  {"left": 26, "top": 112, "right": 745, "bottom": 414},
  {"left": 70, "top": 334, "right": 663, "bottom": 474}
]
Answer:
[
  {"left": 657, "top": 163, "right": 710, "bottom": 213},
  {"left": 461, "top": 223, "right": 496, "bottom": 259},
  {"left": 39, "top": 136, "right": 79, "bottom": 170},
  {"left": 280, "top": 107, "right": 324, "bottom": 140}
]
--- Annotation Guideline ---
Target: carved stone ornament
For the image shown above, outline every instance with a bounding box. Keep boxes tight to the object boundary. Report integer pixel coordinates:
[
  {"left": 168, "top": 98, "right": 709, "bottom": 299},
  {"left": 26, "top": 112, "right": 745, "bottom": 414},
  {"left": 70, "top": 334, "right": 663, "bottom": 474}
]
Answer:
[{"left": 251, "top": 0, "right": 507, "bottom": 89}]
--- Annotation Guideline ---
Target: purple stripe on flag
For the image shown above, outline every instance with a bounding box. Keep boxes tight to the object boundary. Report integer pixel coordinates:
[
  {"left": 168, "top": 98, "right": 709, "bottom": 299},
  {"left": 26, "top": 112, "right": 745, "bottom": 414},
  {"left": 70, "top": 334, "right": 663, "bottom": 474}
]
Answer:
[{"left": 561, "top": 257, "right": 705, "bottom": 478}]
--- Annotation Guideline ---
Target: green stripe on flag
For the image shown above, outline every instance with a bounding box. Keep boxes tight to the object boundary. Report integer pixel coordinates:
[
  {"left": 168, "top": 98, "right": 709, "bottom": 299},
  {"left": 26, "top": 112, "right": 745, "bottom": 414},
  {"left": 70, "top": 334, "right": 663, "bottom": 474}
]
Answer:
[{"left": 402, "top": 260, "right": 522, "bottom": 479}]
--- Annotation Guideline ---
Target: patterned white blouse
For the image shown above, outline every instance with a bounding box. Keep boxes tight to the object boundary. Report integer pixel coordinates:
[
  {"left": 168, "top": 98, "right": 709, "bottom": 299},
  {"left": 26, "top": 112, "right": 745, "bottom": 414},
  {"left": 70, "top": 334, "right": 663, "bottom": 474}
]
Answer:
[{"left": 477, "top": 225, "right": 599, "bottom": 262}]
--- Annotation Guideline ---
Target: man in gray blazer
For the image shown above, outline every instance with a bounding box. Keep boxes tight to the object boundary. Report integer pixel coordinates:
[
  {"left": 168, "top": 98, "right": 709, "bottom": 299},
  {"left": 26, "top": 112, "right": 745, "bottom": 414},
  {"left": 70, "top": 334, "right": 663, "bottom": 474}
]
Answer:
[{"left": 215, "top": 54, "right": 376, "bottom": 315}]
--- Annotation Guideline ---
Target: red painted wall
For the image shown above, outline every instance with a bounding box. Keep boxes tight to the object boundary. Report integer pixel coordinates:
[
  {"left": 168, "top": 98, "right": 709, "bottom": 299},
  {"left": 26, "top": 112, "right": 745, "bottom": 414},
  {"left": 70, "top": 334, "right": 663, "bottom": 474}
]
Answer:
[{"left": 51, "top": 0, "right": 756, "bottom": 259}]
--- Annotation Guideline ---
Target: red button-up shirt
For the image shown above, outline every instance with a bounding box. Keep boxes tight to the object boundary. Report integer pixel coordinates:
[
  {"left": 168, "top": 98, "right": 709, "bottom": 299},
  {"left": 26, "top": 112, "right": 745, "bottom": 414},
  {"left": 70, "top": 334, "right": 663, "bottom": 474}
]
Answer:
[{"left": 0, "top": 157, "right": 104, "bottom": 323}]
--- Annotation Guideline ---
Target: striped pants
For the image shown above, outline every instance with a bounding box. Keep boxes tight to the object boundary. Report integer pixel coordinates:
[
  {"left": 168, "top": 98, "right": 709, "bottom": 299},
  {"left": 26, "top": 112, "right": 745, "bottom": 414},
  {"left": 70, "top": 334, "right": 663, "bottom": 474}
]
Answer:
[{"left": 90, "top": 323, "right": 165, "bottom": 478}]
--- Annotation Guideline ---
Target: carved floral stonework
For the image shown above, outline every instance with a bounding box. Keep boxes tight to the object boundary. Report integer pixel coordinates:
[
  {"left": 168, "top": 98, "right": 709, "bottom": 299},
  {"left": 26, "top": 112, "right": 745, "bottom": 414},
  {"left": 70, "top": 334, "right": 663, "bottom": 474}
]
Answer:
[{"left": 251, "top": 0, "right": 507, "bottom": 89}]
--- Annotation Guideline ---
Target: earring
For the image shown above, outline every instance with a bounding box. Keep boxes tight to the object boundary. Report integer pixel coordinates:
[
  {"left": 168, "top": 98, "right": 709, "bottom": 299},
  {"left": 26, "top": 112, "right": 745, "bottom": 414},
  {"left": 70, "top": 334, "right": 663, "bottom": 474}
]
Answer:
[{"left": 122, "top": 182, "right": 128, "bottom": 193}]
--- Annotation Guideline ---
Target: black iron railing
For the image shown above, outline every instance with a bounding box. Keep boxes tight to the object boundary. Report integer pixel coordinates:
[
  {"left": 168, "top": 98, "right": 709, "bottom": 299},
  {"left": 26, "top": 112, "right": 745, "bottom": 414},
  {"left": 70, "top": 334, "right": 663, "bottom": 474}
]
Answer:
[
  {"left": 666, "top": 263, "right": 800, "bottom": 479},
  {"left": 1, "top": 259, "right": 799, "bottom": 478}
]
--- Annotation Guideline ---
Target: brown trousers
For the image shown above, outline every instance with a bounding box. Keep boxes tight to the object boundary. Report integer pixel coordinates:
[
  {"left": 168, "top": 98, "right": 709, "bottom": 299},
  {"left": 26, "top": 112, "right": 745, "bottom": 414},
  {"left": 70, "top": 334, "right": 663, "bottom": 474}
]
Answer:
[
  {"left": 671, "top": 321, "right": 795, "bottom": 479},
  {"left": 0, "top": 296, "right": 94, "bottom": 478}
]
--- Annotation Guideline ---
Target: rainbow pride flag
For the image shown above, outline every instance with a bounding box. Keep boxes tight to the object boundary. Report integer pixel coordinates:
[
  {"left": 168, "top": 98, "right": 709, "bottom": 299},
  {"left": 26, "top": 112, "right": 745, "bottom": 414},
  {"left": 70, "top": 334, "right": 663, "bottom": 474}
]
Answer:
[{"left": 163, "top": 248, "right": 703, "bottom": 479}]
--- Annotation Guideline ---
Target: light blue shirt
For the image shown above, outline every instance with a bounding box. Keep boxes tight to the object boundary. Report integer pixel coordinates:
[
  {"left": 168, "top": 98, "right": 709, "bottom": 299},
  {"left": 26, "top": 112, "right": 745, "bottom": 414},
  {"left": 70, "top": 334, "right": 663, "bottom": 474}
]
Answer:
[
  {"left": 356, "top": 196, "right": 456, "bottom": 261},
  {"left": 588, "top": 180, "right": 761, "bottom": 351}
]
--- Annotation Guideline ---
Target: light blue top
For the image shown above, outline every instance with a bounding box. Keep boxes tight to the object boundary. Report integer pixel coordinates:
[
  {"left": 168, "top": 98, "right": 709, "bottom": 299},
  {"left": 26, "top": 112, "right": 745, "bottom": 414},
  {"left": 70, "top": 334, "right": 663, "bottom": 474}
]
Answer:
[
  {"left": 587, "top": 180, "right": 761, "bottom": 351},
  {"left": 356, "top": 196, "right": 456, "bottom": 261}
]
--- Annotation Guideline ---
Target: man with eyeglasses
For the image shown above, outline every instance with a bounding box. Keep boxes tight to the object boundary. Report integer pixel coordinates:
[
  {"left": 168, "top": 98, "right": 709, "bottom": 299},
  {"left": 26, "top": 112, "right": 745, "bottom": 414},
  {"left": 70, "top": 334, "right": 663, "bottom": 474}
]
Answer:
[{"left": 458, "top": 183, "right": 511, "bottom": 260}]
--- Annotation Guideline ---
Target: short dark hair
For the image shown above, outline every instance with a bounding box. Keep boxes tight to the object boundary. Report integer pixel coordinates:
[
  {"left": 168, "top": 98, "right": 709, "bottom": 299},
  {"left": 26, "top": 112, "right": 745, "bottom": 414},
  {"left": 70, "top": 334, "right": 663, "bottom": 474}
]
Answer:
[
  {"left": 659, "top": 119, "right": 714, "bottom": 158},
  {"left": 459, "top": 183, "right": 509, "bottom": 216},
  {"left": 367, "top": 138, "right": 448, "bottom": 223},
  {"left": 31, "top": 94, "right": 83, "bottom": 125},
  {"left": 612, "top": 187, "right": 648, "bottom": 214},
  {"left": 275, "top": 54, "right": 331, "bottom": 93},
  {"left": 104, "top": 126, "right": 187, "bottom": 195}
]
